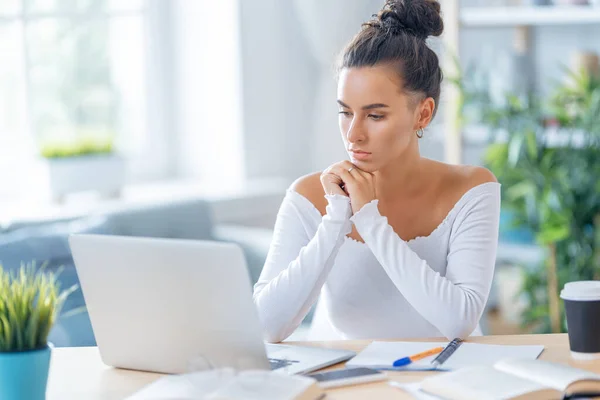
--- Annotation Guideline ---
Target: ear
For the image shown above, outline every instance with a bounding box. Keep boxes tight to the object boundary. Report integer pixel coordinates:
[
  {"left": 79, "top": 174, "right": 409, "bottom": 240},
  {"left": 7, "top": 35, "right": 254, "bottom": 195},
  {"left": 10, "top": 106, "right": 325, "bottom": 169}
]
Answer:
[{"left": 413, "top": 97, "right": 435, "bottom": 130}]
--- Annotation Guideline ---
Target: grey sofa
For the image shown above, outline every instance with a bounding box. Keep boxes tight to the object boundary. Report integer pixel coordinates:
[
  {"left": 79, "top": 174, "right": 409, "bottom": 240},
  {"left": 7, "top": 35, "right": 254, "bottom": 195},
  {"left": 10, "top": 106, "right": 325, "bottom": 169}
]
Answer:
[{"left": 0, "top": 198, "right": 273, "bottom": 347}]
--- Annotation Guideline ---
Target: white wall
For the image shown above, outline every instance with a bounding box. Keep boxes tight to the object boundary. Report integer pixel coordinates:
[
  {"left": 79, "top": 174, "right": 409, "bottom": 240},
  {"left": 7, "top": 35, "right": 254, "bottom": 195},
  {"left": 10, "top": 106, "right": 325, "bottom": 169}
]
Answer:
[
  {"left": 238, "top": 0, "right": 450, "bottom": 180},
  {"left": 239, "top": 0, "right": 318, "bottom": 180},
  {"left": 172, "top": 0, "right": 245, "bottom": 184},
  {"left": 172, "top": 1, "right": 600, "bottom": 183}
]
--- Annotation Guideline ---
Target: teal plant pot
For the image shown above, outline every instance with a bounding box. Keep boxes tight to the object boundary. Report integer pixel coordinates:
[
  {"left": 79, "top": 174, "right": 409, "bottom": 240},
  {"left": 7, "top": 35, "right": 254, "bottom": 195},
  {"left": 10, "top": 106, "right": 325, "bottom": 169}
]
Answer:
[{"left": 0, "top": 345, "right": 51, "bottom": 400}]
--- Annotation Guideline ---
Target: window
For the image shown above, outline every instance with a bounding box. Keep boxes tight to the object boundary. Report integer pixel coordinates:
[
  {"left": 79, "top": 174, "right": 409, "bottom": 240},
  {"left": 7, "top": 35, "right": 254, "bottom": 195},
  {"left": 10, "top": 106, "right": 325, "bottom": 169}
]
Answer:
[{"left": 0, "top": 0, "right": 155, "bottom": 197}]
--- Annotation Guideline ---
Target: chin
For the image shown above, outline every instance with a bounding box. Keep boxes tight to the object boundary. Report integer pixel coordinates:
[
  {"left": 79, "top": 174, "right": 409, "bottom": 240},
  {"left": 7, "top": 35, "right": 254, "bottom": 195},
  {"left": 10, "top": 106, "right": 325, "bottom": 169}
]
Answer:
[
  {"left": 352, "top": 160, "right": 378, "bottom": 173},
  {"left": 361, "top": 166, "right": 379, "bottom": 173}
]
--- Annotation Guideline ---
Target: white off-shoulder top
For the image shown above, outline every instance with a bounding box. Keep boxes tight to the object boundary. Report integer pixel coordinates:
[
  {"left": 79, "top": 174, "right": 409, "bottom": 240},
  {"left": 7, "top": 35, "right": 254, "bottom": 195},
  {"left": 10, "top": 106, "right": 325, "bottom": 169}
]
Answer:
[{"left": 253, "top": 182, "right": 501, "bottom": 343}]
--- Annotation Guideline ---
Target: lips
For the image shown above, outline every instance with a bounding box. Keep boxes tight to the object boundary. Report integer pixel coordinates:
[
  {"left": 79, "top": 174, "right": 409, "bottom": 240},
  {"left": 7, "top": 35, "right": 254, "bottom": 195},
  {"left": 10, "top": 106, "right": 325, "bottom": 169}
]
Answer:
[{"left": 350, "top": 150, "right": 372, "bottom": 161}]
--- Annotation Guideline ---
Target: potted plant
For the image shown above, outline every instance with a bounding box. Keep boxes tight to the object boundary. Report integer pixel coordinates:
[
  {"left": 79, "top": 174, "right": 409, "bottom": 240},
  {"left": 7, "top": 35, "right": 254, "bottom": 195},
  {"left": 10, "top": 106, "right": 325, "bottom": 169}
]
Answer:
[
  {"left": 0, "top": 263, "right": 78, "bottom": 399},
  {"left": 459, "top": 64, "right": 600, "bottom": 333},
  {"left": 40, "top": 130, "right": 127, "bottom": 203}
]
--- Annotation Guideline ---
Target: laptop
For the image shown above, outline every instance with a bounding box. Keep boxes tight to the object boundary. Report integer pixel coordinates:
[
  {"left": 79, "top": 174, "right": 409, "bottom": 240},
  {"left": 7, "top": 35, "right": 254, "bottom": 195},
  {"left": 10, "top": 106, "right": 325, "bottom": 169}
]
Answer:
[{"left": 68, "top": 234, "right": 355, "bottom": 375}]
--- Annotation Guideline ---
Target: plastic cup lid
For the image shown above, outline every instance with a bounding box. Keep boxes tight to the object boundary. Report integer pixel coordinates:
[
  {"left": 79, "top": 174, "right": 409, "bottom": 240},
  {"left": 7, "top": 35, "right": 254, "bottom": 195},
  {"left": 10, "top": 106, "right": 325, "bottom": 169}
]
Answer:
[{"left": 560, "top": 281, "right": 600, "bottom": 301}]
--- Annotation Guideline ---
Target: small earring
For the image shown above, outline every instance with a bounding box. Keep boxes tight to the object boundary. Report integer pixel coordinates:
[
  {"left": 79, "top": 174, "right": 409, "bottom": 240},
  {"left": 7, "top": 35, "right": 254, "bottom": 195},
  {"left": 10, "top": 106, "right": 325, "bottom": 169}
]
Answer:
[{"left": 416, "top": 128, "right": 424, "bottom": 138}]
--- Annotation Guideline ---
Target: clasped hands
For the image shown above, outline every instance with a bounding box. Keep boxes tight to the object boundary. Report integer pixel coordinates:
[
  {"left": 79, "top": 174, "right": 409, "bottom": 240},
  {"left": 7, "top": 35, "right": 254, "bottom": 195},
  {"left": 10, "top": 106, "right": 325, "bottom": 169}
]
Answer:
[{"left": 320, "top": 160, "right": 376, "bottom": 215}]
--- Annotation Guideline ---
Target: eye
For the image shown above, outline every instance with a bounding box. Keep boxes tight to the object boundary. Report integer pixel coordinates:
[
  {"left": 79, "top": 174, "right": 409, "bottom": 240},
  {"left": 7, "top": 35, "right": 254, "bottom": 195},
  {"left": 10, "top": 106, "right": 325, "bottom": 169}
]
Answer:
[
  {"left": 368, "top": 114, "right": 384, "bottom": 121},
  {"left": 338, "top": 111, "right": 352, "bottom": 117}
]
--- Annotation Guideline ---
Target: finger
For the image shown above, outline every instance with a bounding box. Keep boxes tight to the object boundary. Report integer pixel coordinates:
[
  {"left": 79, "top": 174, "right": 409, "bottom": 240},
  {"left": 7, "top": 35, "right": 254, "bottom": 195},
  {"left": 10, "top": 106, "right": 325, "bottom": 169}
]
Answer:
[
  {"left": 328, "top": 165, "right": 349, "bottom": 178},
  {"left": 323, "top": 174, "right": 343, "bottom": 186},
  {"left": 321, "top": 169, "right": 335, "bottom": 180},
  {"left": 347, "top": 166, "right": 363, "bottom": 181},
  {"left": 322, "top": 164, "right": 343, "bottom": 178},
  {"left": 349, "top": 167, "right": 371, "bottom": 183},
  {"left": 335, "top": 161, "right": 357, "bottom": 174},
  {"left": 337, "top": 167, "right": 357, "bottom": 185},
  {"left": 340, "top": 160, "right": 355, "bottom": 169},
  {"left": 350, "top": 167, "right": 366, "bottom": 180},
  {"left": 331, "top": 160, "right": 355, "bottom": 173},
  {"left": 336, "top": 168, "right": 356, "bottom": 185},
  {"left": 329, "top": 160, "right": 351, "bottom": 170},
  {"left": 322, "top": 165, "right": 336, "bottom": 175},
  {"left": 325, "top": 169, "right": 343, "bottom": 182}
]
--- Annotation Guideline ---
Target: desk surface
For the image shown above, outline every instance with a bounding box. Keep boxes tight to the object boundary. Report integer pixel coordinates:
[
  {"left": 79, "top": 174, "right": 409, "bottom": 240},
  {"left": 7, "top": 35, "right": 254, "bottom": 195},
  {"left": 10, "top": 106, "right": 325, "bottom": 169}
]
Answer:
[{"left": 47, "top": 334, "right": 597, "bottom": 399}]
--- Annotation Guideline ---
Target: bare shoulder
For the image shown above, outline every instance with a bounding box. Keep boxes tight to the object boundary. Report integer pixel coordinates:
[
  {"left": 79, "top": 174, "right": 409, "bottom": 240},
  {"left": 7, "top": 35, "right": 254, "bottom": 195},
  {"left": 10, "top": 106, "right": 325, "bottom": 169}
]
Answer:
[
  {"left": 290, "top": 172, "right": 327, "bottom": 216},
  {"left": 425, "top": 160, "right": 498, "bottom": 207},
  {"left": 454, "top": 164, "right": 498, "bottom": 187},
  {"left": 444, "top": 164, "right": 498, "bottom": 205}
]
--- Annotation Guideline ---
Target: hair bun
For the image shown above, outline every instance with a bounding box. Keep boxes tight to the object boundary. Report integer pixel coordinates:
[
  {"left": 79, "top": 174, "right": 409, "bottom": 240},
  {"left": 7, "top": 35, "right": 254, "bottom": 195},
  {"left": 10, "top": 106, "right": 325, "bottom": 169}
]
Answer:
[{"left": 378, "top": 0, "right": 443, "bottom": 40}]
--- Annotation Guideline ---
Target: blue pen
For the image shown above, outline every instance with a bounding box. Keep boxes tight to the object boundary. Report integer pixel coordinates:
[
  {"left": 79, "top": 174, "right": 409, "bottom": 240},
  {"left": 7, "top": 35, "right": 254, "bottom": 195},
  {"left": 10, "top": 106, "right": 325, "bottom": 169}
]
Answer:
[{"left": 392, "top": 346, "right": 445, "bottom": 367}]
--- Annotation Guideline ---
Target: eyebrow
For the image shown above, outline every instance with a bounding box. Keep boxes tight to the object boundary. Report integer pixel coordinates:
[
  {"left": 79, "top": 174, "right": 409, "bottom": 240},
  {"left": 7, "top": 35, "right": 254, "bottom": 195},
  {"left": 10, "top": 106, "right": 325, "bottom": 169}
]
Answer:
[{"left": 337, "top": 100, "right": 389, "bottom": 110}]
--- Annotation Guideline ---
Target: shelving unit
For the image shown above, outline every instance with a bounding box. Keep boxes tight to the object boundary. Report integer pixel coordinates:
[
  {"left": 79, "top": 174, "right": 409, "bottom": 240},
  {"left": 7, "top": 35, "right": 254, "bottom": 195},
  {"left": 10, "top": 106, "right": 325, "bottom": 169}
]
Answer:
[
  {"left": 441, "top": 4, "right": 600, "bottom": 163},
  {"left": 461, "top": 6, "right": 600, "bottom": 27}
]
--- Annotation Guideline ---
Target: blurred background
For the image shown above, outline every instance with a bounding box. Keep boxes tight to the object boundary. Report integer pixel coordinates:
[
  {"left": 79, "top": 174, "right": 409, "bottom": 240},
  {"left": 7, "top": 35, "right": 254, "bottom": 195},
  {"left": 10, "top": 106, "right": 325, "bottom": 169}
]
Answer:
[{"left": 1, "top": 0, "right": 600, "bottom": 346}]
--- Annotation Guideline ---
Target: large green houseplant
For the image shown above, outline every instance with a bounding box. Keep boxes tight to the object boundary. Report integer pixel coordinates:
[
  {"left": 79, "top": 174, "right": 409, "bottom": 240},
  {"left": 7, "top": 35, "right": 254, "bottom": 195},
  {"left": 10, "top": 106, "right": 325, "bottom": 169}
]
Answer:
[
  {"left": 0, "top": 263, "right": 77, "bottom": 399},
  {"left": 466, "top": 67, "right": 600, "bottom": 333},
  {"left": 482, "top": 71, "right": 600, "bottom": 332}
]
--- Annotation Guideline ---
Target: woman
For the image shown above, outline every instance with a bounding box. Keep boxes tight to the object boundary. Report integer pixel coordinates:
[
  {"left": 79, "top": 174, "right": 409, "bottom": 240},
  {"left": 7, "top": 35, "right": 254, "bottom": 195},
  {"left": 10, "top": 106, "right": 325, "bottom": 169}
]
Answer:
[{"left": 253, "top": 0, "right": 500, "bottom": 343}]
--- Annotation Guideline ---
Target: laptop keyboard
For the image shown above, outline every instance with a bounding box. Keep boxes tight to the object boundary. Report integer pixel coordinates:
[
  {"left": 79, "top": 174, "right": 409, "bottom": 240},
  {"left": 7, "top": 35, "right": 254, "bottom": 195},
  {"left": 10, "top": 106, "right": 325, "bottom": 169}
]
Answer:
[{"left": 269, "top": 358, "right": 300, "bottom": 370}]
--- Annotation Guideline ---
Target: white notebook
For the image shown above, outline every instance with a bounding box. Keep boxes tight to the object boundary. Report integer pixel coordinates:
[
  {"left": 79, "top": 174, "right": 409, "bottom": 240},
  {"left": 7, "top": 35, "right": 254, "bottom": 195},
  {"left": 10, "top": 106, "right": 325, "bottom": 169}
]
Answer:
[
  {"left": 418, "top": 358, "right": 600, "bottom": 400},
  {"left": 126, "top": 368, "right": 323, "bottom": 400},
  {"left": 346, "top": 341, "right": 544, "bottom": 371}
]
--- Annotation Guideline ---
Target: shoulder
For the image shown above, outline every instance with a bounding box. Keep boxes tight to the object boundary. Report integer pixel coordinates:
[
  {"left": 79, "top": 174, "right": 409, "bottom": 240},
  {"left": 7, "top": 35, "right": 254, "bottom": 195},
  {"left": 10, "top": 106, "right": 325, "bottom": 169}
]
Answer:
[
  {"left": 443, "top": 164, "right": 499, "bottom": 214},
  {"left": 451, "top": 164, "right": 498, "bottom": 188},
  {"left": 289, "top": 172, "right": 327, "bottom": 216},
  {"left": 425, "top": 159, "right": 497, "bottom": 187},
  {"left": 426, "top": 160, "right": 498, "bottom": 210}
]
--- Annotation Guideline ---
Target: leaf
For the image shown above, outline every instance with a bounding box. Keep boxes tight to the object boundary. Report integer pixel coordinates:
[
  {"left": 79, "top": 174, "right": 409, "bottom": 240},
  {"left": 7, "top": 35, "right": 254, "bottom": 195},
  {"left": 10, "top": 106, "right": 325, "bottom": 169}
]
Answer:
[
  {"left": 0, "top": 262, "right": 76, "bottom": 352},
  {"left": 536, "top": 225, "right": 570, "bottom": 245},
  {"left": 506, "top": 180, "right": 536, "bottom": 201},
  {"left": 0, "top": 315, "right": 12, "bottom": 351},
  {"left": 484, "top": 143, "right": 508, "bottom": 163},
  {"left": 25, "top": 304, "right": 40, "bottom": 350},
  {"left": 508, "top": 134, "right": 525, "bottom": 167},
  {"left": 525, "top": 131, "right": 538, "bottom": 159},
  {"left": 484, "top": 143, "right": 509, "bottom": 176}
]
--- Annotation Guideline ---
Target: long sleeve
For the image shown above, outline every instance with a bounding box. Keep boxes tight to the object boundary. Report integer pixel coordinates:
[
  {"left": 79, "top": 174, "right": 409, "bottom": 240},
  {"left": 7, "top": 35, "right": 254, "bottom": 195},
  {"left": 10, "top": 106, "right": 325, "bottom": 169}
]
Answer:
[
  {"left": 253, "top": 190, "right": 352, "bottom": 343},
  {"left": 350, "top": 183, "right": 501, "bottom": 340}
]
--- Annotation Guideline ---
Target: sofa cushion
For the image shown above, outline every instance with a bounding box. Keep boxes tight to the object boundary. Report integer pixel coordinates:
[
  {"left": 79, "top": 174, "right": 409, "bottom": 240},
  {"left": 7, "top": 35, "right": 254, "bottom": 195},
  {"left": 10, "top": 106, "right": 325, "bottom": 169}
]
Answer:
[
  {"left": 104, "top": 199, "right": 214, "bottom": 240},
  {"left": 0, "top": 216, "right": 111, "bottom": 270}
]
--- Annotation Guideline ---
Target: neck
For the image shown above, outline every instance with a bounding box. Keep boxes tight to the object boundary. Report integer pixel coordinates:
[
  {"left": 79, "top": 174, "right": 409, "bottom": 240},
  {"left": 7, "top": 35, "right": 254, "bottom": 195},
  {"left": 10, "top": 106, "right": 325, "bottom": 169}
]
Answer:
[{"left": 373, "top": 143, "right": 423, "bottom": 201}]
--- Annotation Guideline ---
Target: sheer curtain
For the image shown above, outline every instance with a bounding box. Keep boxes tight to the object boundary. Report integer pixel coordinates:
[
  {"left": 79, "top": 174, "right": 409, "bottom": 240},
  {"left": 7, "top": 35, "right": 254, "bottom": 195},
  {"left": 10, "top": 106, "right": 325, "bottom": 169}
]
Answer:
[{"left": 0, "top": 0, "right": 153, "bottom": 199}]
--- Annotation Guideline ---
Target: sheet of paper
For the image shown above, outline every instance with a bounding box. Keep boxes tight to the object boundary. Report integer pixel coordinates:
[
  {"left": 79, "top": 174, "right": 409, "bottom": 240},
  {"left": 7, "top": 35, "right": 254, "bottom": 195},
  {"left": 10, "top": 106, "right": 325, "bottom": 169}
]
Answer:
[
  {"left": 346, "top": 341, "right": 544, "bottom": 371},
  {"left": 126, "top": 369, "right": 236, "bottom": 399},
  {"left": 126, "top": 368, "right": 319, "bottom": 400}
]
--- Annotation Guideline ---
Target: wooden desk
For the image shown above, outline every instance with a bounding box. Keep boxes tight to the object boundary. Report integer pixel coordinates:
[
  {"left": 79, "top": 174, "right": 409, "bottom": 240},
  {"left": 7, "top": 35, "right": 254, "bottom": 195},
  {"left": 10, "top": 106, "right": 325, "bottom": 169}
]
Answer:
[{"left": 47, "top": 334, "right": 598, "bottom": 399}]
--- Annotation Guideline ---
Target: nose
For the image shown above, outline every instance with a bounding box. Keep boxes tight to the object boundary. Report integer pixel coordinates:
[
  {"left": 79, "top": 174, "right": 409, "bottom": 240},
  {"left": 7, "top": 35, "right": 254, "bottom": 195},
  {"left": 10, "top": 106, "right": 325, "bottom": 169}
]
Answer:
[{"left": 345, "top": 116, "right": 366, "bottom": 144}]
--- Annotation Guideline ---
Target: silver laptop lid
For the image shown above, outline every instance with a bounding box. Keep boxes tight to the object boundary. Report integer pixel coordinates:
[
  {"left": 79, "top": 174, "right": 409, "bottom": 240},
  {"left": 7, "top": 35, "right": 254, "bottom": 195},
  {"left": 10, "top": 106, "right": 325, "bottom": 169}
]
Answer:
[{"left": 69, "top": 234, "right": 270, "bottom": 374}]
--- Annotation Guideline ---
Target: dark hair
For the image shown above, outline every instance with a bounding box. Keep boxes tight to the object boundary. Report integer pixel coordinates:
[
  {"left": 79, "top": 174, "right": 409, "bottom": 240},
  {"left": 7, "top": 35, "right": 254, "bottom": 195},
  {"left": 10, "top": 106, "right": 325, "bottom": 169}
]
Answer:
[{"left": 339, "top": 0, "right": 444, "bottom": 118}]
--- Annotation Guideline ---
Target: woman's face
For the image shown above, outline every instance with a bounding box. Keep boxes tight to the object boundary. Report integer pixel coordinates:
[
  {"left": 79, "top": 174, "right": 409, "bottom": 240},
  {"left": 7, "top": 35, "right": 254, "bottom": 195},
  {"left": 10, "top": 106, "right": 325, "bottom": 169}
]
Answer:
[{"left": 337, "top": 65, "right": 425, "bottom": 173}]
